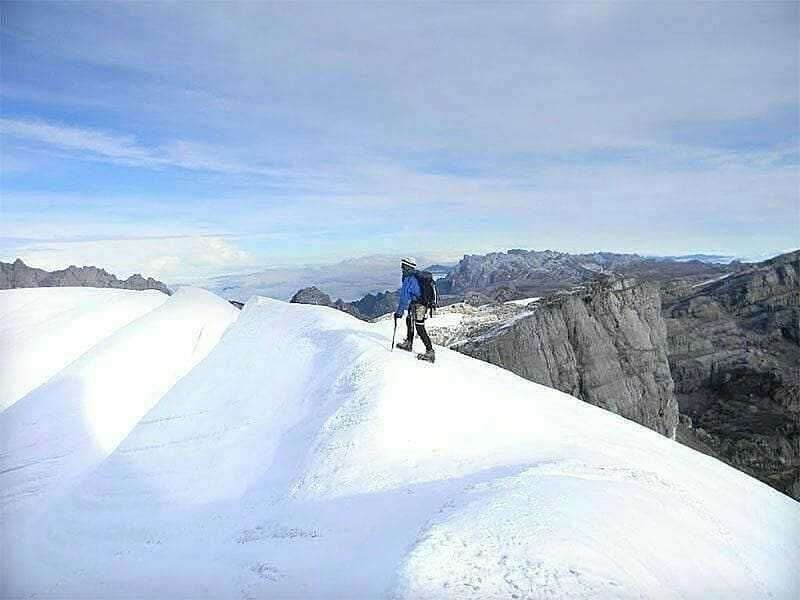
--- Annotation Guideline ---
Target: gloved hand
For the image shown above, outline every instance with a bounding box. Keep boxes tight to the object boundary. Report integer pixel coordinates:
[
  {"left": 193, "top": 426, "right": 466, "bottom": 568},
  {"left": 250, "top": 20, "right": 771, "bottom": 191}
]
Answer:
[{"left": 394, "top": 311, "right": 402, "bottom": 320}]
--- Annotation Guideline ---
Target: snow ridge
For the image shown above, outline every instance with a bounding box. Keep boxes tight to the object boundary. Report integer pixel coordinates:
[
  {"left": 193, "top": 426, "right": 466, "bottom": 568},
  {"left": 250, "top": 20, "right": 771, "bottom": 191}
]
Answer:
[
  {"left": 0, "top": 288, "right": 238, "bottom": 523},
  {"left": 1, "top": 291, "right": 798, "bottom": 599},
  {"left": 0, "top": 287, "right": 168, "bottom": 411}
]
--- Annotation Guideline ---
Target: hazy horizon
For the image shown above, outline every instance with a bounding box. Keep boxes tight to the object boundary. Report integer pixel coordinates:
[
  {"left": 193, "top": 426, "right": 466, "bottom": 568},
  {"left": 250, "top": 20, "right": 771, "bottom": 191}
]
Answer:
[{"left": 5, "top": 247, "right": 797, "bottom": 289}]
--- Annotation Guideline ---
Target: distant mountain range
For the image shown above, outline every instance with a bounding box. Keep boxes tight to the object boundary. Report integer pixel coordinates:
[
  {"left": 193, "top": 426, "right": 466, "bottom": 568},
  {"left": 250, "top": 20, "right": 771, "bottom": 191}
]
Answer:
[
  {"left": 287, "top": 249, "right": 796, "bottom": 320},
  {"left": 0, "top": 259, "right": 171, "bottom": 295},
  {"left": 650, "top": 253, "right": 736, "bottom": 263},
  {"left": 438, "top": 249, "right": 734, "bottom": 300},
  {"left": 200, "top": 250, "right": 787, "bottom": 307}
]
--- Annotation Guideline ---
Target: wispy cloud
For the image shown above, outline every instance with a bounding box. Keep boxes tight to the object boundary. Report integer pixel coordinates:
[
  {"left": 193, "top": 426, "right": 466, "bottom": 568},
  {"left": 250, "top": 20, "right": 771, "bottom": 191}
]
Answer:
[
  {"left": 0, "top": 118, "right": 290, "bottom": 176},
  {"left": 1, "top": 118, "right": 151, "bottom": 162}
]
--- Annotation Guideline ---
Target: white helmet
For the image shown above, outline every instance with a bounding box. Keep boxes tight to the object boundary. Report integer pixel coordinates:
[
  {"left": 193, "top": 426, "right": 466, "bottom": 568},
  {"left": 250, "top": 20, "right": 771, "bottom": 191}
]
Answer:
[{"left": 401, "top": 257, "right": 417, "bottom": 270}]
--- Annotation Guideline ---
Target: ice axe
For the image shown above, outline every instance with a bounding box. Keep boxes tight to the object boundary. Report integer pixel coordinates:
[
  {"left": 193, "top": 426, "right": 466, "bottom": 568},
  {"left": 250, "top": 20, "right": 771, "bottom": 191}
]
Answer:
[{"left": 391, "top": 314, "right": 398, "bottom": 351}]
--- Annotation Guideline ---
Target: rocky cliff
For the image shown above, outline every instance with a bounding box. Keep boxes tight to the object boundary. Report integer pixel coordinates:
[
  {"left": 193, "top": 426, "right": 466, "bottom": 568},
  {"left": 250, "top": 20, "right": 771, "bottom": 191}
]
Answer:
[
  {"left": 438, "top": 279, "right": 678, "bottom": 437},
  {"left": 0, "top": 259, "right": 171, "bottom": 295},
  {"left": 665, "top": 250, "right": 799, "bottom": 498}
]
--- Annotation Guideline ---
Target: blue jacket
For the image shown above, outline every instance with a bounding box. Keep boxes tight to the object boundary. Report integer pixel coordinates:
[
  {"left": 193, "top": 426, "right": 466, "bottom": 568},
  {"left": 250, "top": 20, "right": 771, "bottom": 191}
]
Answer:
[{"left": 395, "top": 273, "right": 420, "bottom": 316}]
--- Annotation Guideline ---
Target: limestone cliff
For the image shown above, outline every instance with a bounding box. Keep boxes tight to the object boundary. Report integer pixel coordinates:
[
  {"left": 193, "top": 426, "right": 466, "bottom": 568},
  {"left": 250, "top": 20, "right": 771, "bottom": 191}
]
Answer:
[{"left": 446, "top": 279, "right": 678, "bottom": 437}]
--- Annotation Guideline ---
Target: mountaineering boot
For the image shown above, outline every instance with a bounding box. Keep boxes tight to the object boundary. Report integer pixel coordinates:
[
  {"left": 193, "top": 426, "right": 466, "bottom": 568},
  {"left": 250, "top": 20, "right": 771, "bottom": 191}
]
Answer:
[
  {"left": 417, "top": 349, "right": 436, "bottom": 363},
  {"left": 396, "top": 339, "right": 413, "bottom": 352}
]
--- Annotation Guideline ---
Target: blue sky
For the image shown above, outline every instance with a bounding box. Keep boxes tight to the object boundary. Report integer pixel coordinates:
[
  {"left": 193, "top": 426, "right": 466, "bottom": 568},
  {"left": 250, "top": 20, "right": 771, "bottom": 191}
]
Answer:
[{"left": 1, "top": 1, "right": 797, "bottom": 280}]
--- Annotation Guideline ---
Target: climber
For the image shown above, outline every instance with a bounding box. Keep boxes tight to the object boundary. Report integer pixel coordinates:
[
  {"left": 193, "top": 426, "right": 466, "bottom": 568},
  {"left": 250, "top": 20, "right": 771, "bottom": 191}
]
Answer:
[{"left": 394, "top": 257, "right": 437, "bottom": 363}]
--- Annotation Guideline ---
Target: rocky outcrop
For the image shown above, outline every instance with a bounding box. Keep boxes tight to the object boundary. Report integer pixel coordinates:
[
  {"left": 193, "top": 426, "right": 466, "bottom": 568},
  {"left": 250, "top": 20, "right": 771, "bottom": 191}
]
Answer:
[
  {"left": 439, "top": 279, "right": 678, "bottom": 437},
  {"left": 290, "top": 286, "right": 364, "bottom": 319},
  {"left": 291, "top": 286, "right": 401, "bottom": 321},
  {"left": 665, "top": 250, "right": 799, "bottom": 498},
  {"left": 350, "top": 290, "right": 398, "bottom": 319},
  {"left": 290, "top": 286, "right": 334, "bottom": 306},
  {"left": 0, "top": 259, "right": 171, "bottom": 295}
]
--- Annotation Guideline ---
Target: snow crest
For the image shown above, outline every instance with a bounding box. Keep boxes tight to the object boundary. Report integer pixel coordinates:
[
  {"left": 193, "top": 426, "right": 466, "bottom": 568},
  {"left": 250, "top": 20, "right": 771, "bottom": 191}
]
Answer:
[
  {"left": 0, "top": 287, "right": 238, "bottom": 524},
  {"left": 0, "top": 287, "right": 168, "bottom": 411}
]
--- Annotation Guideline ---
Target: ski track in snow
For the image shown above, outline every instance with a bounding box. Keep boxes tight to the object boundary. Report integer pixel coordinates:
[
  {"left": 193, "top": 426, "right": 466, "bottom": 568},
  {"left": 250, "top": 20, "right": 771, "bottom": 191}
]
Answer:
[{"left": 0, "top": 290, "right": 798, "bottom": 599}]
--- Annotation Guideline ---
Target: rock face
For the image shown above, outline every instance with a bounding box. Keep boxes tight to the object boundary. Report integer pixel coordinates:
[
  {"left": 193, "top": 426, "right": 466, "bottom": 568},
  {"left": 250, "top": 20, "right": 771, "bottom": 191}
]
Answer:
[
  {"left": 665, "top": 250, "right": 800, "bottom": 499},
  {"left": 446, "top": 279, "right": 678, "bottom": 437},
  {"left": 0, "top": 259, "right": 171, "bottom": 295}
]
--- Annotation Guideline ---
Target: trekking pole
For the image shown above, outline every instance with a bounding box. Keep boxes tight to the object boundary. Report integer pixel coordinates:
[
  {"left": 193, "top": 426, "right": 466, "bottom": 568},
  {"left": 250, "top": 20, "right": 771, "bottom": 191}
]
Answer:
[{"left": 391, "top": 315, "right": 397, "bottom": 351}]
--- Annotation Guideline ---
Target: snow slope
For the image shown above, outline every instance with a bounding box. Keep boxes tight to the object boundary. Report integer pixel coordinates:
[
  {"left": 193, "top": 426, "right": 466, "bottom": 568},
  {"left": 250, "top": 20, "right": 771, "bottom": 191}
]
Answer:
[
  {"left": 0, "top": 287, "right": 238, "bottom": 526},
  {"left": 2, "top": 294, "right": 798, "bottom": 599},
  {"left": 0, "top": 287, "right": 168, "bottom": 411}
]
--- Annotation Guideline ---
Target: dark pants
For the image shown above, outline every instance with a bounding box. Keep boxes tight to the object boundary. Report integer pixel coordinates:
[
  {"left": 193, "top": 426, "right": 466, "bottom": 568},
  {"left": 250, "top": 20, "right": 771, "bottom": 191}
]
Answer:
[{"left": 406, "top": 303, "right": 433, "bottom": 352}]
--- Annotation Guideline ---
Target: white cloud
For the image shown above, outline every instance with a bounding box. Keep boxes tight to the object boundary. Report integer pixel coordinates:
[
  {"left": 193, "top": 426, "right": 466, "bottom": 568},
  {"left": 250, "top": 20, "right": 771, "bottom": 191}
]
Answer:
[{"left": 5, "top": 236, "right": 256, "bottom": 282}]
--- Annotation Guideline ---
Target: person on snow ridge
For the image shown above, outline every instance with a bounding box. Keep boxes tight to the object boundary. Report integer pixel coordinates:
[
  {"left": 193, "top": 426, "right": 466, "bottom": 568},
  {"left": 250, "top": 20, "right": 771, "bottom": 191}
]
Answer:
[{"left": 394, "top": 257, "right": 435, "bottom": 362}]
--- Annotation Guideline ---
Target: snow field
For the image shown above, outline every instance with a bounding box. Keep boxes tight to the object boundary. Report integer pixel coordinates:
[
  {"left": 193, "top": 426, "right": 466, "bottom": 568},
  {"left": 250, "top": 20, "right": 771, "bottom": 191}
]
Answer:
[{"left": 1, "top": 291, "right": 798, "bottom": 599}]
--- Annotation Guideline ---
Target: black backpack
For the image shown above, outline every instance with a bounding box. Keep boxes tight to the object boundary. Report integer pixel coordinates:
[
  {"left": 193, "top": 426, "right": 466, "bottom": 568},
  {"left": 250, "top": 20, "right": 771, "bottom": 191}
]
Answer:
[{"left": 414, "top": 270, "right": 438, "bottom": 315}]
